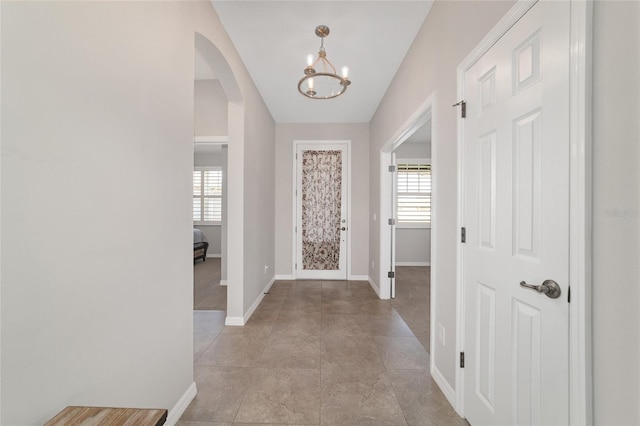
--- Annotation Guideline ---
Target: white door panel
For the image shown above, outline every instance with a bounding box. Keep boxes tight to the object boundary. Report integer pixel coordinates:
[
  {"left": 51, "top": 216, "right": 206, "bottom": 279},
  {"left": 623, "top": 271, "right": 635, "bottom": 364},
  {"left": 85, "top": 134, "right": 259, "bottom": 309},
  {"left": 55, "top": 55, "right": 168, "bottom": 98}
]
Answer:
[{"left": 463, "top": 1, "right": 570, "bottom": 425}]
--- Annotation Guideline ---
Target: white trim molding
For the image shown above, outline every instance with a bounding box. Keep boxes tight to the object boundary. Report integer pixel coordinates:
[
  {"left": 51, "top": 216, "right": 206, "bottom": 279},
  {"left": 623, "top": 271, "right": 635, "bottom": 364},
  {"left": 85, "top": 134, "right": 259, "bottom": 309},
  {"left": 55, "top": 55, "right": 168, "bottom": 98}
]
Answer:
[
  {"left": 454, "top": 0, "right": 593, "bottom": 423},
  {"left": 367, "top": 277, "right": 381, "bottom": 298},
  {"left": 194, "top": 135, "right": 229, "bottom": 144},
  {"left": 224, "top": 316, "right": 244, "bottom": 326},
  {"left": 237, "top": 277, "right": 276, "bottom": 325},
  {"left": 165, "top": 382, "right": 197, "bottom": 426},
  {"left": 274, "top": 274, "right": 295, "bottom": 281},
  {"left": 395, "top": 262, "right": 430, "bottom": 267},
  {"left": 431, "top": 363, "right": 456, "bottom": 412},
  {"left": 568, "top": 1, "right": 593, "bottom": 424},
  {"left": 348, "top": 274, "right": 370, "bottom": 281}
]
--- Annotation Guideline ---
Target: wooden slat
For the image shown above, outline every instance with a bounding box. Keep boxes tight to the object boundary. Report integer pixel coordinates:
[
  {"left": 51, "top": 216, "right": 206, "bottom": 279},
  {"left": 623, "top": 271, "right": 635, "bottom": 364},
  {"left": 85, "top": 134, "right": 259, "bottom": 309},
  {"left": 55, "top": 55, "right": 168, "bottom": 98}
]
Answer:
[{"left": 44, "top": 406, "right": 167, "bottom": 426}]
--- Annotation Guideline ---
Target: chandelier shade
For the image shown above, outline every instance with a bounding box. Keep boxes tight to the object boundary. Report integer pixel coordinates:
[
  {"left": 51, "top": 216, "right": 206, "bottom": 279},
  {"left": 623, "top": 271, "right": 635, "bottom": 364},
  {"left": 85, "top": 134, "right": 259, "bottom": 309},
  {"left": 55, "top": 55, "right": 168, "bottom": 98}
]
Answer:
[{"left": 298, "top": 25, "right": 351, "bottom": 99}]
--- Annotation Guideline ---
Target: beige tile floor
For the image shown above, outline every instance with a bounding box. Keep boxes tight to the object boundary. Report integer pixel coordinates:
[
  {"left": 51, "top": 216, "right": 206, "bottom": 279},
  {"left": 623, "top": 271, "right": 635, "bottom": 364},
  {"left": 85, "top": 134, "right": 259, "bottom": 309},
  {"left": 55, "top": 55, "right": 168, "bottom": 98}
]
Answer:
[
  {"left": 180, "top": 280, "right": 467, "bottom": 426},
  {"left": 194, "top": 258, "right": 226, "bottom": 311},
  {"left": 391, "top": 266, "right": 431, "bottom": 352}
]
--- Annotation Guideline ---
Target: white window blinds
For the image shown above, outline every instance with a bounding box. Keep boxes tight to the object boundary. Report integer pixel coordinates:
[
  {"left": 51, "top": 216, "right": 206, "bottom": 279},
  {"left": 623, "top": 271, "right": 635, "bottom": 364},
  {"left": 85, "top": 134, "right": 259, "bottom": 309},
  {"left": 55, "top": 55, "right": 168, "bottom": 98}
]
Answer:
[
  {"left": 397, "top": 162, "right": 431, "bottom": 225},
  {"left": 193, "top": 168, "right": 222, "bottom": 223}
]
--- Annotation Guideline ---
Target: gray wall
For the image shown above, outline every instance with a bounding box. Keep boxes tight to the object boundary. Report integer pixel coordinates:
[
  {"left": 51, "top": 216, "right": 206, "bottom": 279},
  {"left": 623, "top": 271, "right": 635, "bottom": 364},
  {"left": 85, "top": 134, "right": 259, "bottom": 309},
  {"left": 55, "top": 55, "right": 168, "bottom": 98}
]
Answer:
[
  {"left": 194, "top": 79, "right": 228, "bottom": 136},
  {"left": 194, "top": 152, "right": 225, "bottom": 167},
  {"left": 592, "top": 2, "right": 640, "bottom": 423},
  {"left": 369, "top": 0, "right": 515, "bottom": 390},
  {"left": 394, "top": 141, "right": 431, "bottom": 158},
  {"left": 395, "top": 229, "right": 430, "bottom": 265},
  {"left": 194, "top": 77, "right": 228, "bottom": 270},
  {"left": 1, "top": 1, "right": 275, "bottom": 423},
  {"left": 275, "top": 123, "right": 370, "bottom": 278},
  {"left": 242, "top": 95, "right": 276, "bottom": 312},
  {"left": 196, "top": 225, "right": 221, "bottom": 256}
]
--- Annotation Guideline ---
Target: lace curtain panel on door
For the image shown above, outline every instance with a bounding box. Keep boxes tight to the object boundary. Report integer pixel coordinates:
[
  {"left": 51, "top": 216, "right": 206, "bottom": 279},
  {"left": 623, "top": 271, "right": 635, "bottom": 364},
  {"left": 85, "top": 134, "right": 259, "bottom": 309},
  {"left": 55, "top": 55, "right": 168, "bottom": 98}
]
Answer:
[{"left": 301, "top": 150, "right": 342, "bottom": 270}]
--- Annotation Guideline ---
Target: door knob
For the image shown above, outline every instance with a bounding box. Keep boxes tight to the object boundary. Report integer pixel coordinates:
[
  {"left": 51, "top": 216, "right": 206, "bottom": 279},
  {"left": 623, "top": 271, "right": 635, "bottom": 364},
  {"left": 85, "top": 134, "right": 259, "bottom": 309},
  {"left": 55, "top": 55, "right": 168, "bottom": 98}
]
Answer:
[{"left": 519, "top": 280, "right": 561, "bottom": 299}]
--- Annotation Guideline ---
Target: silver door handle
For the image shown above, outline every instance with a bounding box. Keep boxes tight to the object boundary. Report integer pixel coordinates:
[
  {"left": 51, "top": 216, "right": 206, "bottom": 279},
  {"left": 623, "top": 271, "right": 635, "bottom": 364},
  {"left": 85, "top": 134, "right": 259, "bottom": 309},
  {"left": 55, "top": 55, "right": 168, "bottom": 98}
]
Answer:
[{"left": 519, "top": 279, "right": 561, "bottom": 299}]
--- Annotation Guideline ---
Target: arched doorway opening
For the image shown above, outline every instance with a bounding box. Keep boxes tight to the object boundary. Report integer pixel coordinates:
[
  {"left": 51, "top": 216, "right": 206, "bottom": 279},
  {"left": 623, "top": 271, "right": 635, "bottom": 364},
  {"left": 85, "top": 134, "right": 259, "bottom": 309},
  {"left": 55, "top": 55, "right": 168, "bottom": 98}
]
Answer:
[{"left": 193, "top": 32, "right": 245, "bottom": 324}]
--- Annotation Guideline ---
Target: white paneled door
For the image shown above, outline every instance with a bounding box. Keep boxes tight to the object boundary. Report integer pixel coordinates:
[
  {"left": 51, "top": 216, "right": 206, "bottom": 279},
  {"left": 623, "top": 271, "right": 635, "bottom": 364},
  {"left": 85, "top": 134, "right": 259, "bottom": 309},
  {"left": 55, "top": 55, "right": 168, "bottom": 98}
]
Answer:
[
  {"left": 462, "top": 1, "right": 570, "bottom": 425},
  {"left": 295, "top": 142, "right": 349, "bottom": 280}
]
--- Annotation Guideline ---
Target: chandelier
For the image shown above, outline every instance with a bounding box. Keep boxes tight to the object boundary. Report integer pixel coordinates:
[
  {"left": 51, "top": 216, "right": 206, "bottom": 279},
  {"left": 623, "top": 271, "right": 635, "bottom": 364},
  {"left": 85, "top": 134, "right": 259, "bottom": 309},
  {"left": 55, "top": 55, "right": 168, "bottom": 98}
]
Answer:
[{"left": 298, "top": 25, "right": 351, "bottom": 99}]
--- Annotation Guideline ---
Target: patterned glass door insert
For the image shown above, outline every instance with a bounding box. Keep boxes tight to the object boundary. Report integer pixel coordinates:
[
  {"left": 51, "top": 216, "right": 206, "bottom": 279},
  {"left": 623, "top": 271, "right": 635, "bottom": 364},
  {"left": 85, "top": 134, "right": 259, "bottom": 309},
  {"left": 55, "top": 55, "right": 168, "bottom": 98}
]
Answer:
[{"left": 301, "top": 150, "right": 342, "bottom": 270}]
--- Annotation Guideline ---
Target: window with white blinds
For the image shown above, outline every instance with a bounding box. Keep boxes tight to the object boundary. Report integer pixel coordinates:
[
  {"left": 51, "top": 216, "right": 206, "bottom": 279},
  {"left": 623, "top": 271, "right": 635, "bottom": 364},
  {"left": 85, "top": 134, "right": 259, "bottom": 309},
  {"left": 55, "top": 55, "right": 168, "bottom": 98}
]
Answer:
[
  {"left": 396, "top": 161, "right": 431, "bottom": 227},
  {"left": 193, "top": 168, "right": 222, "bottom": 224}
]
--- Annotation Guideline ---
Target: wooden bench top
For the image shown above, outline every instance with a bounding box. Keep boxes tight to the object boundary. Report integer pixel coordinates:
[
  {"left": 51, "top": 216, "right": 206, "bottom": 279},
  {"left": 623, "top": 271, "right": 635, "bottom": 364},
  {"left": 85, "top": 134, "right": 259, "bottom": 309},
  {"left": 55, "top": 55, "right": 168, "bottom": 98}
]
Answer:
[{"left": 44, "top": 406, "right": 167, "bottom": 426}]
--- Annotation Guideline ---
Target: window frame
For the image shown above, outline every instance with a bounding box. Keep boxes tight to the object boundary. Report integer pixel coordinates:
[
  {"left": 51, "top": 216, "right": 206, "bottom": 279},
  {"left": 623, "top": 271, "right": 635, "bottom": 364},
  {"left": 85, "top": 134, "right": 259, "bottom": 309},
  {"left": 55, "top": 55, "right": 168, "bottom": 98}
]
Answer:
[
  {"left": 395, "top": 157, "right": 431, "bottom": 229},
  {"left": 193, "top": 166, "right": 223, "bottom": 226}
]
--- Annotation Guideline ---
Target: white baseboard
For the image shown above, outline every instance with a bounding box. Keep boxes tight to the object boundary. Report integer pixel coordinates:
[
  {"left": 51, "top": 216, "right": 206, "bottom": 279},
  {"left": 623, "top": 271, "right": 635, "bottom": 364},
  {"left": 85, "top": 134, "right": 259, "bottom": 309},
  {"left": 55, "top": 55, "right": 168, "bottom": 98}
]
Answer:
[
  {"left": 225, "top": 277, "right": 276, "bottom": 326},
  {"left": 225, "top": 316, "right": 244, "bottom": 326},
  {"left": 264, "top": 277, "right": 276, "bottom": 293},
  {"left": 275, "top": 274, "right": 295, "bottom": 280},
  {"left": 164, "top": 381, "right": 197, "bottom": 426},
  {"left": 219, "top": 280, "right": 227, "bottom": 286},
  {"left": 194, "top": 135, "right": 228, "bottom": 143},
  {"left": 431, "top": 362, "right": 456, "bottom": 411},
  {"left": 274, "top": 274, "right": 370, "bottom": 281},
  {"left": 206, "top": 253, "right": 221, "bottom": 258},
  {"left": 348, "top": 274, "right": 370, "bottom": 281},
  {"left": 368, "top": 277, "right": 381, "bottom": 298},
  {"left": 395, "top": 261, "right": 430, "bottom": 267},
  {"left": 242, "top": 277, "right": 276, "bottom": 323}
]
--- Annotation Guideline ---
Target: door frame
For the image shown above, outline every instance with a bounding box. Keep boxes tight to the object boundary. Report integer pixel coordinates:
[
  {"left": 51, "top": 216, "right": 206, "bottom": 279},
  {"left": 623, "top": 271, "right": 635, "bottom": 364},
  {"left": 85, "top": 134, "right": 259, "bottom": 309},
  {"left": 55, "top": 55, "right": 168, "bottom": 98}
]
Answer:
[
  {"left": 379, "top": 95, "right": 434, "bottom": 300},
  {"left": 455, "top": 0, "right": 593, "bottom": 424},
  {"left": 292, "top": 140, "right": 352, "bottom": 280}
]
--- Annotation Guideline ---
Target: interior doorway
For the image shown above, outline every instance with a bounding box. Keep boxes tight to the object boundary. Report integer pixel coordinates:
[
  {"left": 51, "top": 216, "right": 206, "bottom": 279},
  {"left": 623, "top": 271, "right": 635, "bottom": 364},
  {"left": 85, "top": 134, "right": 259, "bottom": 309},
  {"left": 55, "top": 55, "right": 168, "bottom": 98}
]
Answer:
[
  {"left": 379, "top": 96, "right": 433, "bottom": 351},
  {"left": 193, "top": 141, "right": 228, "bottom": 311},
  {"left": 390, "top": 120, "right": 432, "bottom": 351},
  {"left": 193, "top": 32, "right": 245, "bottom": 324}
]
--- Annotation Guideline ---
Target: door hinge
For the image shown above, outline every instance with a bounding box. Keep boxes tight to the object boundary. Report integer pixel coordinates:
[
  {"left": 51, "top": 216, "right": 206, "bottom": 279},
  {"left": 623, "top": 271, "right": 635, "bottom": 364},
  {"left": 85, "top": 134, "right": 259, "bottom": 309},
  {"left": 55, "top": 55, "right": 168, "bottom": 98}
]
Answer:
[
  {"left": 460, "top": 352, "right": 465, "bottom": 368},
  {"left": 461, "top": 227, "right": 466, "bottom": 243},
  {"left": 568, "top": 286, "right": 571, "bottom": 303},
  {"left": 453, "top": 100, "right": 466, "bottom": 118},
  {"left": 295, "top": 263, "right": 297, "bottom": 270},
  {"left": 388, "top": 218, "right": 396, "bottom": 225},
  {"left": 295, "top": 225, "right": 297, "bottom": 233},
  {"left": 388, "top": 165, "right": 396, "bottom": 172},
  {"left": 388, "top": 271, "right": 395, "bottom": 279}
]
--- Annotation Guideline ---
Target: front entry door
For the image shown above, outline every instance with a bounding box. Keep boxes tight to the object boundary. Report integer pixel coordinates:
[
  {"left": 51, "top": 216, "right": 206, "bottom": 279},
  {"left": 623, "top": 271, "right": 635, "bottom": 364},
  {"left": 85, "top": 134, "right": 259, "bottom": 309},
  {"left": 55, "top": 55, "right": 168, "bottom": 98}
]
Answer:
[
  {"left": 462, "top": 1, "right": 570, "bottom": 424},
  {"left": 295, "top": 142, "right": 348, "bottom": 280}
]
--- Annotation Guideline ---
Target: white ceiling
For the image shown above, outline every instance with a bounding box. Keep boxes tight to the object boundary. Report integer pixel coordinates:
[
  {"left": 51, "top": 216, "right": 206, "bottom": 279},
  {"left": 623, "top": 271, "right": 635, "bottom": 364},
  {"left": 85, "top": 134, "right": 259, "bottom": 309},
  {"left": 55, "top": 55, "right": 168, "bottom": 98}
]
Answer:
[{"left": 211, "top": 1, "right": 433, "bottom": 124}]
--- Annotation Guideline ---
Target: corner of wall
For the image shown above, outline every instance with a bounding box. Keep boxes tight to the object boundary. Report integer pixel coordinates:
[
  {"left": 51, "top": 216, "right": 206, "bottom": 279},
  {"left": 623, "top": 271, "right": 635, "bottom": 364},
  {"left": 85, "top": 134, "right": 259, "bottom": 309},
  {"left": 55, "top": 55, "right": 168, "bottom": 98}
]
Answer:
[
  {"left": 165, "top": 382, "right": 197, "bottom": 426},
  {"left": 430, "top": 362, "right": 457, "bottom": 414}
]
